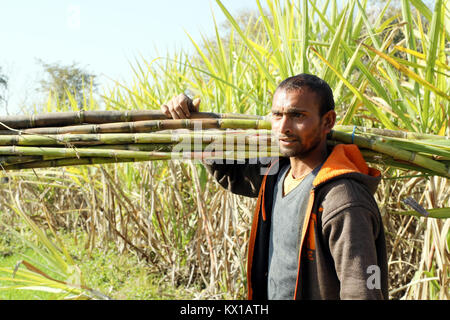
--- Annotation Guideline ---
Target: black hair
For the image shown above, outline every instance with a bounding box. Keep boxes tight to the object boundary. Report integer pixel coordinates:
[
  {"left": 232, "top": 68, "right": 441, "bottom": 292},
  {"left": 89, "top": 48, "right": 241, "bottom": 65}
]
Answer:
[{"left": 275, "top": 73, "right": 335, "bottom": 117}]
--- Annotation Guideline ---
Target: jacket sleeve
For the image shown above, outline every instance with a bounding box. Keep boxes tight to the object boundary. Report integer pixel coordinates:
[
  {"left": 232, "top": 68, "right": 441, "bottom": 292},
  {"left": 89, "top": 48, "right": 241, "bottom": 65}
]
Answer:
[
  {"left": 202, "top": 158, "right": 273, "bottom": 198},
  {"left": 321, "top": 205, "right": 386, "bottom": 300}
]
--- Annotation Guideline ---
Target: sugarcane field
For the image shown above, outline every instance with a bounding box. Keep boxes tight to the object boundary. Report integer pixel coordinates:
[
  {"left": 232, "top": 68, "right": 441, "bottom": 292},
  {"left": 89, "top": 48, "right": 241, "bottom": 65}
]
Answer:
[{"left": 0, "top": 0, "right": 448, "bottom": 303}]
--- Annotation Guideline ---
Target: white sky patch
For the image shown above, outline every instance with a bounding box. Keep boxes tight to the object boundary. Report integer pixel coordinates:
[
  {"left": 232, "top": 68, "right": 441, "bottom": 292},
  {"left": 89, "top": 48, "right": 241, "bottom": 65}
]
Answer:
[{"left": 67, "top": 4, "right": 81, "bottom": 31}]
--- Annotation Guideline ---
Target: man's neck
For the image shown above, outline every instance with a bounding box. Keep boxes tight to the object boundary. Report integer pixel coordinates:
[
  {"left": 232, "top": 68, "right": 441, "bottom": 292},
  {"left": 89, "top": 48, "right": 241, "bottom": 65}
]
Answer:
[{"left": 289, "top": 145, "right": 328, "bottom": 179}]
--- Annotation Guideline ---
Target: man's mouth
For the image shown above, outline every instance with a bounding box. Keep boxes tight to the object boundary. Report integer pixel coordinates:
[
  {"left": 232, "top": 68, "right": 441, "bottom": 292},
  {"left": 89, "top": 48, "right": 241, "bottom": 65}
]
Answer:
[{"left": 278, "top": 137, "right": 298, "bottom": 146}]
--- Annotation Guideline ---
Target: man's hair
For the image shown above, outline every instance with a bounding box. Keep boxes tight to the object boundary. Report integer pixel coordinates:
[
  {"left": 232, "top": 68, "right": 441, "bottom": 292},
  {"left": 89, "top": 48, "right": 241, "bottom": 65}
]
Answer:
[{"left": 275, "top": 73, "right": 335, "bottom": 117}]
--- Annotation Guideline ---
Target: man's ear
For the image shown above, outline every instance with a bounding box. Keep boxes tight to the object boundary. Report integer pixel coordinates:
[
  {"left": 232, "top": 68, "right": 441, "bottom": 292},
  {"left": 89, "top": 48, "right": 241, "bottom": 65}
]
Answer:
[{"left": 322, "top": 110, "right": 336, "bottom": 134}]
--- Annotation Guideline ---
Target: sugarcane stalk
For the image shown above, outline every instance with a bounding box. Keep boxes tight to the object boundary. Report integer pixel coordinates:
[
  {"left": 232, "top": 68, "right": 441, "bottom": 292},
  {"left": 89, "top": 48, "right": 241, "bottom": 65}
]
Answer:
[
  {"left": 0, "top": 111, "right": 264, "bottom": 129},
  {"left": 0, "top": 131, "right": 275, "bottom": 147},
  {"left": 1, "top": 132, "right": 447, "bottom": 176},
  {"left": 334, "top": 125, "right": 450, "bottom": 140},
  {"left": 327, "top": 142, "right": 446, "bottom": 177},
  {"left": 0, "top": 146, "right": 176, "bottom": 160},
  {"left": 2, "top": 157, "right": 138, "bottom": 170},
  {"left": 1, "top": 150, "right": 279, "bottom": 171},
  {"left": 330, "top": 130, "right": 450, "bottom": 177},
  {"left": 4, "top": 144, "right": 443, "bottom": 177},
  {"left": 1, "top": 142, "right": 446, "bottom": 176},
  {"left": 339, "top": 133, "right": 450, "bottom": 159},
  {"left": 89, "top": 142, "right": 278, "bottom": 153},
  {"left": 360, "top": 150, "right": 446, "bottom": 177},
  {"left": 0, "top": 118, "right": 272, "bottom": 135},
  {"left": 0, "top": 144, "right": 280, "bottom": 160},
  {"left": 0, "top": 155, "right": 44, "bottom": 165},
  {"left": 372, "top": 136, "right": 450, "bottom": 159}
]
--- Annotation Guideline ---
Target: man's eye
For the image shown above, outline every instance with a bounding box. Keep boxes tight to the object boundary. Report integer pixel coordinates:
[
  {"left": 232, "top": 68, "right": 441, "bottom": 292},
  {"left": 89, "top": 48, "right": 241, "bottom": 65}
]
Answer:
[{"left": 292, "top": 113, "right": 305, "bottom": 118}]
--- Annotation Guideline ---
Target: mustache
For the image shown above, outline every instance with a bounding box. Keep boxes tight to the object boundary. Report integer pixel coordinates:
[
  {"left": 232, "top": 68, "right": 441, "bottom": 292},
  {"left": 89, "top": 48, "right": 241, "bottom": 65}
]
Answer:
[{"left": 274, "top": 133, "right": 300, "bottom": 141}]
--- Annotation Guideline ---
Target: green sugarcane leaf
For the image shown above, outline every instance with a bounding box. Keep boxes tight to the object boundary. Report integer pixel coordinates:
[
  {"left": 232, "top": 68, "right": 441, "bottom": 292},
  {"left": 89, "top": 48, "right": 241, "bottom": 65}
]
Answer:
[
  {"left": 393, "top": 207, "right": 450, "bottom": 219},
  {"left": 255, "top": 0, "right": 285, "bottom": 78},
  {"left": 361, "top": 43, "right": 450, "bottom": 101},
  {"left": 422, "top": 0, "right": 443, "bottom": 129},
  {"left": 301, "top": 0, "right": 310, "bottom": 74},
  {"left": 308, "top": 0, "right": 414, "bottom": 131},
  {"left": 310, "top": 46, "right": 397, "bottom": 130},
  {"left": 215, "top": 0, "right": 277, "bottom": 90},
  {"left": 321, "top": 6, "right": 348, "bottom": 82},
  {"left": 196, "top": 163, "right": 208, "bottom": 192},
  {"left": 381, "top": 138, "right": 450, "bottom": 159}
]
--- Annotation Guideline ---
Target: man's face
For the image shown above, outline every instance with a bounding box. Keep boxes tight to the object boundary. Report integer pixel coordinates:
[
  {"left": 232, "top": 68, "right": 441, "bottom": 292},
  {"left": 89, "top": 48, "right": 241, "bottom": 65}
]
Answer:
[{"left": 271, "top": 87, "right": 327, "bottom": 159}]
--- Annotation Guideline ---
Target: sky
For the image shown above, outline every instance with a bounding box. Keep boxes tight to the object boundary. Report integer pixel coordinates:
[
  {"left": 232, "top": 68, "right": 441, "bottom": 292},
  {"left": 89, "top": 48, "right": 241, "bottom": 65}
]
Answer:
[{"left": 0, "top": 0, "right": 259, "bottom": 114}]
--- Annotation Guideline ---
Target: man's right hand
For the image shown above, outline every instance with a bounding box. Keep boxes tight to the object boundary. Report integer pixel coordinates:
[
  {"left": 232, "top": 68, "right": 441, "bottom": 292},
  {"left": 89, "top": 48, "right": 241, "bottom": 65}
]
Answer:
[{"left": 161, "top": 93, "right": 201, "bottom": 119}]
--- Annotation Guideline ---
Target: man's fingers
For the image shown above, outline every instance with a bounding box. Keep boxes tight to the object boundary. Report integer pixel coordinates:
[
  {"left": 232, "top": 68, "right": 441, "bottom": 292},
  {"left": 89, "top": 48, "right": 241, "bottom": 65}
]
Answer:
[
  {"left": 161, "top": 94, "right": 199, "bottom": 119},
  {"left": 192, "top": 98, "right": 201, "bottom": 112},
  {"left": 179, "top": 99, "right": 191, "bottom": 118},
  {"left": 167, "top": 101, "right": 180, "bottom": 119},
  {"left": 173, "top": 106, "right": 188, "bottom": 119},
  {"left": 161, "top": 102, "right": 179, "bottom": 119},
  {"left": 175, "top": 94, "right": 191, "bottom": 118},
  {"left": 161, "top": 104, "right": 171, "bottom": 118}
]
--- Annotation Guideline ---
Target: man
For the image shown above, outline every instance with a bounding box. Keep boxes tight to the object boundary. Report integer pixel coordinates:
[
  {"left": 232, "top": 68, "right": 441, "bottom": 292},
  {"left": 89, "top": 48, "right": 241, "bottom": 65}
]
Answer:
[{"left": 161, "top": 74, "right": 388, "bottom": 300}]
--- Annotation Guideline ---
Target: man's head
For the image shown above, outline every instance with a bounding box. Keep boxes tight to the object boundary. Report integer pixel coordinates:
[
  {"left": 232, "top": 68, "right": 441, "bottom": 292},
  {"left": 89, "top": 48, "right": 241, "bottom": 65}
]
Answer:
[
  {"left": 276, "top": 73, "right": 335, "bottom": 117},
  {"left": 271, "top": 74, "right": 336, "bottom": 159}
]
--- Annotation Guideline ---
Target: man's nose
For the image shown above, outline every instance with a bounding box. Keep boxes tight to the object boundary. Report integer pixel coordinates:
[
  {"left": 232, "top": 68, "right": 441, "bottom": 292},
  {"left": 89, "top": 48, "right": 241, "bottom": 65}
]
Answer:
[{"left": 278, "top": 115, "right": 292, "bottom": 135}]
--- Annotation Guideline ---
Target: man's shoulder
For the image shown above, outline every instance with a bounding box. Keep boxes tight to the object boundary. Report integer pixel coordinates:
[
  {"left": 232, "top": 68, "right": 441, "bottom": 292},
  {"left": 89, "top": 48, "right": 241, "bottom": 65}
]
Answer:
[
  {"left": 318, "top": 176, "right": 380, "bottom": 221},
  {"left": 320, "top": 175, "right": 371, "bottom": 195}
]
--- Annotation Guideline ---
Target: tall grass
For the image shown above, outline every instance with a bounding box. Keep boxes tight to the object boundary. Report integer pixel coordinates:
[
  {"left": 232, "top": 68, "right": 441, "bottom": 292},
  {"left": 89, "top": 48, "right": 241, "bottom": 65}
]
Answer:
[{"left": 0, "top": 0, "right": 448, "bottom": 299}]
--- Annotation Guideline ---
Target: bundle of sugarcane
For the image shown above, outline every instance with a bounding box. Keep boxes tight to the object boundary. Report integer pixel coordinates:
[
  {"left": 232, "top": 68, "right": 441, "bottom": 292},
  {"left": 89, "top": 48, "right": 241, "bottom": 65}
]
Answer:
[
  {"left": 0, "top": 111, "right": 448, "bottom": 178},
  {"left": 0, "top": 111, "right": 275, "bottom": 170}
]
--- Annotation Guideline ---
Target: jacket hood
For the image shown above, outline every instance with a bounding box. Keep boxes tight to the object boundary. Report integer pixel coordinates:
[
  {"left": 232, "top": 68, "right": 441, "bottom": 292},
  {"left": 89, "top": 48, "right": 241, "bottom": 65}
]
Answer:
[{"left": 313, "top": 144, "right": 381, "bottom": 195}]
